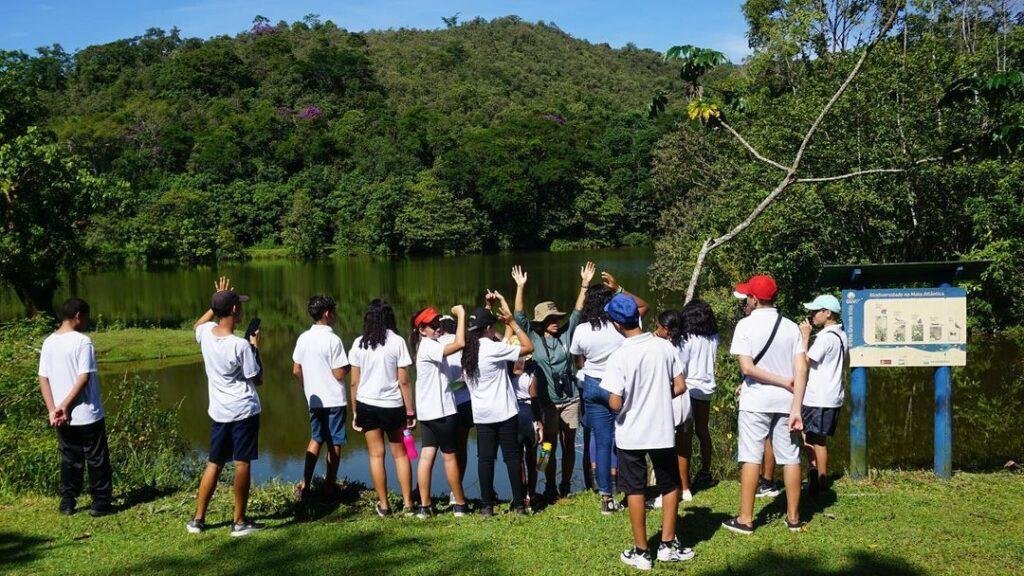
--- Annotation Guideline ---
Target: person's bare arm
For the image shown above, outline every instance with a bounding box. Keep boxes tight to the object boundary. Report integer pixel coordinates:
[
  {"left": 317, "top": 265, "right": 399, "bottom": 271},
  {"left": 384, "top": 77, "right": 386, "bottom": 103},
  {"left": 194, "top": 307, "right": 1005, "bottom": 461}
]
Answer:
[
  {"left": 737, "top": 355, "right": 793, "bottom": 391},
  {"left": 350, "top": 366, "right": 363, "bottom": 432},
  {"left": 293, "top": 363, "right": 303, "bottom": 383},
  {"left": 495, "top": 291, "right": 533, "bottom": 356},
  {"left": 511, "top": 266, "right": 527, "bottom": 314},
  {"left": 39, "top": 377, "right": 65, "bottom": 426},
  {"left": 442, "top": 305, "right": 466, "bottom": 356},
  {"left": 671, "top": 373, "right": 687, "bottom": 398},
  {"left": 398, "top": 367, "right": 415, "bottom": 428},
  {"left": 332, "top": 366, "right": 350, "bottom": 381},
  {"left": 799, "top": 320, "right": 813, "bottom": 363},
  {"left": 789, "top": 353, "right": 809, "bottom": 431},
  {"left": 194, "top": 276, "right": 231, "bottom": 329},
  {"left": 575, "top": 261, "right": 596, "bottom": 311},
  {"left": 56, "top": 372, "right": 91, "bottom": 415},
  {"left": 608, "top": 392, "right": 623, "bottom": 412}
]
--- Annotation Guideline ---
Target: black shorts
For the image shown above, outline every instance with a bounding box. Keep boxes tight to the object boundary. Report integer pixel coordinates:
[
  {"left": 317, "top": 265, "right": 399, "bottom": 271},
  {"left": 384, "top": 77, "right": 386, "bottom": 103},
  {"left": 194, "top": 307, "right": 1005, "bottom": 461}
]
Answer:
[
  {"left": 616, "top": 447, "right": 679, "bottom": 496},
  {"left": 421, "top": 414, "right": 459, "bottom": 453},
  {"left": 355, "top": 401, "right": 406, "bottom": 433},
  {"left": 456, "top": 400, "right": 474, "bottom": 430},
  {"left": 802, "top": 406, "right": 840, "bottom": 438},
  {"left": 209, "top": 414, "right": 260, "bottom": 464}
]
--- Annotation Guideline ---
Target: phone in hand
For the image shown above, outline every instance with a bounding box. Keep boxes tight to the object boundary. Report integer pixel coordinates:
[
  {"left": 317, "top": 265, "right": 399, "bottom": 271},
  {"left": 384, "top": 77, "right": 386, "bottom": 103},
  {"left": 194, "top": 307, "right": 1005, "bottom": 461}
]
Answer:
[{"left": 244, "top": 317, "right": 261, "bottom": 340}]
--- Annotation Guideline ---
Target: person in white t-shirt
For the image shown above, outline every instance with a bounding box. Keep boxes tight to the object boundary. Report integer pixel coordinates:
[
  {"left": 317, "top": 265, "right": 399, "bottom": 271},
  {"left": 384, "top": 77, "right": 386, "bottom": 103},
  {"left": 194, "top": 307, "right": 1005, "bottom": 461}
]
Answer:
[
  {"left": 408, "top": 304, "right": 469, "bottom": 518},
  {"left": 678, "top": 300, "right": 721, "bottom": 498},
  {"left": 439, "top": 314, "right": 473, "bottom": 500},
  {"left": 37, "top": 297, "right": 113, "bottom": 517},
  {"left": 601, "top": 294, "right": 695, "bottom": 570},
  {"left": 291, "top": 295, "right": 350, "bottom": 501},
  {"left": 570, "top": 272, "right": 647, "bottom": 515},
  {"left": 654, "top": 310, "right": 692, "bottom": 502},
  {"left": 348, "top": 299, "right": 415, "bottom": 517},
  {"left": 187, "top": 277, "right": 264, "bottom": 537},
  {"left": 461, "top": 291, "right": 534, "bottom": 516},
  {"left": 723, "top": 275, "right": 808, "bottom": 536},
  {"left": 510, "top": 356, "right": 542, "bottom": 510},
  {"left": 798, "top": 294, "right": 848, "bottom": 495}
]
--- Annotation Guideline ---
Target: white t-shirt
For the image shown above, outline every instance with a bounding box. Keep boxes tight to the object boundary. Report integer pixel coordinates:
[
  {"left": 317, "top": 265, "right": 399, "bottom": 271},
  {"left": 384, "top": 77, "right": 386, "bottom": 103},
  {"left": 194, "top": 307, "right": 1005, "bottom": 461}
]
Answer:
[
  {"left": 465, "top": 338, "right": 521, "bottom": 424},
  {"left": 514, "top": 368, "right": 534, "bottom": 401},
  {"left": 349, "top": 330, "right": 412, "bottom": 408},
  {"left": 415, "top": 337, "right": 457, "bottom": 421},
  {"left": 600, "top": 333, "right": 683, "bottom": 450},
  {"left": 38, "top": 331, "right": 104, "bottom": 426},
  {"left": 292, "top": 324, "right": 349, "bottom": 409},
  {"left": 569, "top": 321, "right": 625, "bottom": 379},
  {"left": 195, "top": 322, "right": 262, "bottom": 423},
  {"left": 729, "top": 308, "right": 805, "bottom": 414},
  {"left": 682, "top": 334, "right": 718, "bottom": 400},
  {"left": 440, "top": 333, "right": 470, "bottom": 405},
  {"left": 804, "top": 324, "right": 848, "bottom": 408},
  {"left": 672, "top": 342, "right": 692, "bottom": 426}
]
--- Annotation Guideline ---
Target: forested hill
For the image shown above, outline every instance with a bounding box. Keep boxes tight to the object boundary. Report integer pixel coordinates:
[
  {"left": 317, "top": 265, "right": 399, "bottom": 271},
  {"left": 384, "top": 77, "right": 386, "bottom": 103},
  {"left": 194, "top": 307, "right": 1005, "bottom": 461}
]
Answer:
[{"left": 5, "top": 15, "right": 683, "bottom": 264}]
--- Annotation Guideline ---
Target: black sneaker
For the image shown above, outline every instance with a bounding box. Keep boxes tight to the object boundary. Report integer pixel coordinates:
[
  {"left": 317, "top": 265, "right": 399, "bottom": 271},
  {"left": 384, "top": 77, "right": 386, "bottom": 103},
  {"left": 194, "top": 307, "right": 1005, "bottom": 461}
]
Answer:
[
  {"left": 230, "top": 519, "right": 264, "bottom": 537},
  {"left": 375, "top": 502, "right": 392, "bottom": 518},
  {"left": 452, "top": 503, "right": 470, "bottom": 517},
  {"left": 786, "top": 518, "right": 804, "bottom": 532},
  {"left": 542, "top": 488, "right": 558, "bottom": 503},
  {"left": 89, "top": 504, "right": 115, "bottom": 518},
  {"left": 59, "top": 503, "right": 76, "bottom": 516},
  {"left": 479, "top": 506, "right": 495, "bottom": 518},
  {"left": 185, "top": 518, "right": 206, "bottom": 534},
  {"left": 694, "top": 470, "right": 716, "bottom": 487},
  {"left": 601, "top": 497, "right": 622, "bottom": 515},
  {"left": 558, "top": 482, "right": 571, "bottom": 498},
  {"left": 415, "top": 505, "right": 433, "bottom": 519},
  {"left": 620, "top": 547, "right": 653, "bottom": 570},
  {"left": 722, "top": 516, "right": 755, "bottom": 535},
  {"left": 756, "top": 478, "right": 781, "bottom": 498}
]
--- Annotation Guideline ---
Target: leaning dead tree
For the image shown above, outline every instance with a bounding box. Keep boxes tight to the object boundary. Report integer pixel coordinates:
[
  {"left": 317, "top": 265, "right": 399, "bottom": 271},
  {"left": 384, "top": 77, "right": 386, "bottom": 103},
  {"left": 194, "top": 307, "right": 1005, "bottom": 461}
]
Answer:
[{"left": 660, "top": 6, "right": 947, "bottom": 303}]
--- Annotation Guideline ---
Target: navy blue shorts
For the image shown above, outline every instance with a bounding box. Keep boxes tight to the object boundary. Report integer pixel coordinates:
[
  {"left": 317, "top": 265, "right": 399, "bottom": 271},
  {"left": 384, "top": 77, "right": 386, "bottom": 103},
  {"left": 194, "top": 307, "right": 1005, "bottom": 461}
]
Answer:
[
  {"left": 209, "top": 414, "right": 259, "bottom": 464},
  {"left": 310, "top": 406, "right": 347, "bottom": 445},
  {"left": 802, "top": 406, "right": 840, "bottom": 439}
]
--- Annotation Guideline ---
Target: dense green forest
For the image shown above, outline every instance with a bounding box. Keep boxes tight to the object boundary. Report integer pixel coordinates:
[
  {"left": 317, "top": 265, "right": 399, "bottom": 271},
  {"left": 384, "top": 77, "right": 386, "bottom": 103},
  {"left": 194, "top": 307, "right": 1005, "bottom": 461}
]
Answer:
[{"left": 2, "top": 3, "right": 1024, "bottom": 326}]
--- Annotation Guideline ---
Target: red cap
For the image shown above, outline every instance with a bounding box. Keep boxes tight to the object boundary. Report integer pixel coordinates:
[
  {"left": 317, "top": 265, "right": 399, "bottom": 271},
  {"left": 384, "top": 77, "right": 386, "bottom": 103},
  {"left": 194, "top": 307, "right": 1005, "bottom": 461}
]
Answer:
[
  {"left": 413, "top": 307, "right": 440, "bottom": 328},
  {"left": 734, "top": 275, "right": 778, "bottom": 301}
]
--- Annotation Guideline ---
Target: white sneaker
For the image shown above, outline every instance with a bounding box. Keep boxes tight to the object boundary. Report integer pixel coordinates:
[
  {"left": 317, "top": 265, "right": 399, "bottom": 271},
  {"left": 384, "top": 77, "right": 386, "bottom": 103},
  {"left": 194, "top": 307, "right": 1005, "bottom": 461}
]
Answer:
[
  {"left": 657, "top": 539, "right": 695, "bottom": 562},
  {"left": 620, "top": 548, "right": 653, "bottom": 570},
  {"left": 230, "top": 520, "right": 264, "bottom": 537},
  {"left": 449, "top": 491, "right": 456, "bottom": 507},
  {"left": 681, "top": 489, "right": 693, "bottom": 502},
  {"left": 645, "top": 494, "right": 663, "bottom": 509}
]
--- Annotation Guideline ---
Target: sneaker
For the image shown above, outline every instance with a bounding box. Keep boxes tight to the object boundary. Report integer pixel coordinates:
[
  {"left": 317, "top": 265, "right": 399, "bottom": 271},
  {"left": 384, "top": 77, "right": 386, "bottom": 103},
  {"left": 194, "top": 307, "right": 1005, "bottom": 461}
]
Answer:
[
  {"left": 398, "top": 505, "right": 416, "bottom": 517},
  {"left": 657, "top": 538, "right": 696, "bottom": 562},
  {"left": 681, "top": 489, "right": 693, "bottom": 502},
  {"left": 89, "top": 504, "right": 115, "bottom": 517},
  {"left": 694, "top": 470, "right": 715, "bottom": 487},
  {"left": 601, "top": 497, "right": 621, "bottom": 515},
  {"left": 452, "top": 503, "right": 469, "bottom": 517},
  {"left": 375, "top": 502, "right": 392, "bottom": 518},
  {"left": 448, "top": 491, "right": 456, "bottom": 507},
  {"left": 542, "top": 487, "right": 558, "bottom": 504},
  {"left": 620, "top": 548, "right": 653, "bottom": 571},
  {"left": 645, "top": 494, "right": 663, "bottom": 510},
  {"left": 756, "top": 479, "right": 781, "bottom": 498},
  {"left": 722, "top": 517, "right": 755, "bottom": 535},
  {"left": 185, "top": 518, "right": 205, "bottom": 534},
  {"left": 558, "top": 482, "right": 571, "bottom": 498},
  {"left": 479, "top": 505, "right": 495, "bottom": 518},
  {"left": 230, "top": 519, "right": 264, "bottom": 537},
  {"left": 415, "top": 505, "right": 433, "bottom": 519},
  {"left": 59, "top": 504, "right": 76, "bottom": 516},
  {"left": 786, "top": 518, "right": 804, "bottom": 532}
]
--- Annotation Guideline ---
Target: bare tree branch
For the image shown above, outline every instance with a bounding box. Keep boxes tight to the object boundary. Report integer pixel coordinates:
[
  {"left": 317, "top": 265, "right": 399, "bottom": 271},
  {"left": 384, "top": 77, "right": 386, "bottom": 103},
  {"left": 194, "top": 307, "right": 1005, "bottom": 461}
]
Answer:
[
  {"left": 718, "top": 120, "right": 790, "bottom": 172},
  {"left": 795, "top": 154, "right": 952, "bottom": 183}
]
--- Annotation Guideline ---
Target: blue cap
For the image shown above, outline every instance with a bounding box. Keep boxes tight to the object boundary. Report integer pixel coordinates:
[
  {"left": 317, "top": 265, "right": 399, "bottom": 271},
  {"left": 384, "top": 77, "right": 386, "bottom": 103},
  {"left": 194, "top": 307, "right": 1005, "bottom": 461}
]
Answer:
[
  {"left": 803, "top": 294, "right": 841, "bottom": 314},
  {"left": 604, "top": 293, "right": 639, "bottom": 324}
]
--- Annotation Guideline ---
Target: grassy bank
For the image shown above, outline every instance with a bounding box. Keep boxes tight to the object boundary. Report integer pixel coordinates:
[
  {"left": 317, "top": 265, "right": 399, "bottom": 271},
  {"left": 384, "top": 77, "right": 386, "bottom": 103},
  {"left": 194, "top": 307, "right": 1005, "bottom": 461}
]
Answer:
[
  {"left": 1, "top": 471, "right": 1021, "bottom": 576},
  {"left": 90, "top": 328, "right": 195, "bottom": 364}
]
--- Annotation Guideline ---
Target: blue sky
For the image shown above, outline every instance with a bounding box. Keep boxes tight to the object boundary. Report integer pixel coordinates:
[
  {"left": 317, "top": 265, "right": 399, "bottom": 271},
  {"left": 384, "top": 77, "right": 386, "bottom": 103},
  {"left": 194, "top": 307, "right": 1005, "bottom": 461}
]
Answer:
[{"left": 1, "top": 0, "right": 751, "bottom": 61}]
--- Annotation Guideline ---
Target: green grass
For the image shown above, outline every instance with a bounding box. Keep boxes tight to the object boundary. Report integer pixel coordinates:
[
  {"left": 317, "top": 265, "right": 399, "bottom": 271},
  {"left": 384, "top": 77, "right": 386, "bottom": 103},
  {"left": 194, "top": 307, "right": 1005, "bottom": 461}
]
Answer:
[
  {"left": 89, "top": 328, "right": 195, "bottom": 364},
  {"left": 1, "top": 471, "right": 1021, "bottom": 575}
]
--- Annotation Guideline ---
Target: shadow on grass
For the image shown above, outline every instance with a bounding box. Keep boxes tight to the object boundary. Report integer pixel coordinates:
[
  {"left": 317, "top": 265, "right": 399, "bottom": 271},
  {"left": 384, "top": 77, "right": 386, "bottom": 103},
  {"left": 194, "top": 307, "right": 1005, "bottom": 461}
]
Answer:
[
  {"left": 0, "top": 531, "right": 52, "bottom": 571},
  {"left": 707, "top": 550, "right": 925, "bottom": 576},
  {"left": 754, "top": 486, "right": 838, "bottom": 528},
  {"left": 678, "top": 506, "right": 731, "bottom": 548},
  {"left": 118, "top": 485, "right": 181, "bottom": 511}
]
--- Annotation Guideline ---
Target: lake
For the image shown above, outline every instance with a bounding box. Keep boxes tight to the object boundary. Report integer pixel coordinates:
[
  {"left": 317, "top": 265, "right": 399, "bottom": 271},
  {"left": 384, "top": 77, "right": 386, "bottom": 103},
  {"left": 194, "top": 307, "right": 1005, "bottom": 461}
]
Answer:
[{"left": 3, "top": 248, "right": 1021, "bottom": 497}]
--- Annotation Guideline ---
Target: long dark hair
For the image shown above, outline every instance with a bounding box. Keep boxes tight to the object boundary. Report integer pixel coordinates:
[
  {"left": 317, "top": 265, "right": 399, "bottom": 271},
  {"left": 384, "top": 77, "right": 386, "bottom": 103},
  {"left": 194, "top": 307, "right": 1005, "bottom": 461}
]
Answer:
[
  {"left": 360, "top": 299, "right": 396, "bottom": 349},
  {"left": 581, "top": 284, "right": 615, "bottom": 329},
  {"left": 462, "top": 330, "right": 482, "bottom": 382},
  {"left": 680, "top": 299, "right": 719, "bottom": 339},
  {"left": 658, "top": 309, "right": 684, "bottom": 347}
]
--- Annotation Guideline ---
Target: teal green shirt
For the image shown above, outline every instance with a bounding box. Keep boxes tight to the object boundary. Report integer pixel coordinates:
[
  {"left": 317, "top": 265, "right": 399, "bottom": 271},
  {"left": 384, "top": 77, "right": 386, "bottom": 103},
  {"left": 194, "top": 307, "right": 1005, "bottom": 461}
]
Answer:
[{"left": 515, "top": 309, "right": 581, "bottom": 403}]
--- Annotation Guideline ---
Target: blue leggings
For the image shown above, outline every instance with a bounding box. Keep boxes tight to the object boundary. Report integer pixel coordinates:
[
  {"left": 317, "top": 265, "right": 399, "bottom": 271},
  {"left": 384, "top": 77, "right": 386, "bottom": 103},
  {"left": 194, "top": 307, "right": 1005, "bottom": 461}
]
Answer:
[{"left": 583, "top": 375, "right": 617, "bottom": 496}]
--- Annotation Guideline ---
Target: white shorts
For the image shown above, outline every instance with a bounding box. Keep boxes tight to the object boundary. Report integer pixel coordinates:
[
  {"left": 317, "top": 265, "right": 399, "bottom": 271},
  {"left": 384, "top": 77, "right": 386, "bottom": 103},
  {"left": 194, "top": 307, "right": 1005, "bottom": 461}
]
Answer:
[{"left": 737, "top": 410, "right": 801, "bottom": 465}]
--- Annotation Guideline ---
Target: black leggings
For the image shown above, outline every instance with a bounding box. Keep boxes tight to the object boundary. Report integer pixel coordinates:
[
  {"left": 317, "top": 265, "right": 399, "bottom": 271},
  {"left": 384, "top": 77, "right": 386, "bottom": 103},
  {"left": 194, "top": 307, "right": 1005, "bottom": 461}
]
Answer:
[{"left": 476, "top": 416, "right": 525, "bottom": 508}]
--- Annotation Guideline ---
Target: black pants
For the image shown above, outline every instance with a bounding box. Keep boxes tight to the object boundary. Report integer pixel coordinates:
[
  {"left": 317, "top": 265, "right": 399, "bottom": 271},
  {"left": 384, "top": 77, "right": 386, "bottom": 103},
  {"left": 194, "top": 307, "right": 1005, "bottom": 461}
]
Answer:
[
  {"left": 57, "top": 419, "right": 113, "bottom": 508},
  {"left": 476, "top": 416, "right": 525, "bottom": 508}
]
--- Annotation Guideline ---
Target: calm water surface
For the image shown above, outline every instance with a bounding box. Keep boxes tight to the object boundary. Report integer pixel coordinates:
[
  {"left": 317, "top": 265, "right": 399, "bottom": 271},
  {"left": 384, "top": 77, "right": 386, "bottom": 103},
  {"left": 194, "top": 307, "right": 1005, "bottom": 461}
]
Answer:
[{"left": 3, "top": 248, "right": 1021, "bottom": 495}]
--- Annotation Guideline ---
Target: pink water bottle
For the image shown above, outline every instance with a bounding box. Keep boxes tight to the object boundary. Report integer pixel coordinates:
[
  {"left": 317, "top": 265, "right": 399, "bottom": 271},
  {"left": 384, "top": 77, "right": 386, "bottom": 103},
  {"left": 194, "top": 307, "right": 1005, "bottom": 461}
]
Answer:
[{"left": 402, "top": 428, "right": 419, "bottom": 460}]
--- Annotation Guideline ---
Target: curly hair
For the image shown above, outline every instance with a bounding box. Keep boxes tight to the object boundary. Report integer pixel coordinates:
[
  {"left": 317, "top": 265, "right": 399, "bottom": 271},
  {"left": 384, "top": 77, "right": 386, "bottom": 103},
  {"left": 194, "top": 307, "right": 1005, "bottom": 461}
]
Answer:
[
  {"left": 680, "top": 299, "right": 719, "bottom": 338},
  {"left": 462, "top": 330, "right": 482, "bottom": 382},
  {"left": 657, "top": 309, "right": 684, "bottom": 347},
  {"left": 360, "top": 299, "right": 396, "bottom": 349},
  {"left": 581, "top": 284, "right": 615, "bottom": 329}
]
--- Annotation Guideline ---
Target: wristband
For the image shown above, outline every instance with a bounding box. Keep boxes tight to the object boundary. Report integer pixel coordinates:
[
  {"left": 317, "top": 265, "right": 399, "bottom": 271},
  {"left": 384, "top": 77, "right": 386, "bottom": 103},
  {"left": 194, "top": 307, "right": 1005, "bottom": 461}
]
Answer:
[
  {"left": 616, "top": 286, "right": 624, "bottom": 294},
  {"left": 406, "top": 411, "right": 416, "bottom": 417}
]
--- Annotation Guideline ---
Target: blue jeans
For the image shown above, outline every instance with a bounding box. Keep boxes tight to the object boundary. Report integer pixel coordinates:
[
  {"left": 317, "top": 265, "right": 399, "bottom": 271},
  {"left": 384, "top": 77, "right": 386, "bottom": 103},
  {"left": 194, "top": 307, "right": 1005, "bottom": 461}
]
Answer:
[{"left": 583, "top": 375, "right": 616, "bottom": 496}]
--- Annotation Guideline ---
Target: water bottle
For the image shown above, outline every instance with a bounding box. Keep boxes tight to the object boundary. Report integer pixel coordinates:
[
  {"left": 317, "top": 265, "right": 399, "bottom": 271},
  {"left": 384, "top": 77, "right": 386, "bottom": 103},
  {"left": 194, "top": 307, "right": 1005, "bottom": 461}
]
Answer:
[
  {"left": 402, "top": 428, "right": 419, "bottom": 460},
  {"left": 537, "top": 442, "right": 552, "bottom": 470}
]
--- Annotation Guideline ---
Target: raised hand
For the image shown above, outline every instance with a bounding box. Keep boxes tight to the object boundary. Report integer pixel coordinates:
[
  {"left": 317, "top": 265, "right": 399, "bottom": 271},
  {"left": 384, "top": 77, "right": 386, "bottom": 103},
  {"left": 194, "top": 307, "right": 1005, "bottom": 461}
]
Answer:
[
  {"left": 249, "top": 328, "right": 260, "bottom": 349},
  {"left": 580, "top": 261, "right": 596, "bottom": 286},
  {"left": 601, "top": 271, "right": 619, "bottom": 291},
  {"left": 451, "top": 304, "right": 466, "bottom": 317},
  {"left": 799, "top": 319, "right": 813, "bottom": 339},
  {"left": 511, "top": 265, "right": 528, "bottom": 287},
  {"left": 484, "top": 290, "right": 498, "bottom": 305}
]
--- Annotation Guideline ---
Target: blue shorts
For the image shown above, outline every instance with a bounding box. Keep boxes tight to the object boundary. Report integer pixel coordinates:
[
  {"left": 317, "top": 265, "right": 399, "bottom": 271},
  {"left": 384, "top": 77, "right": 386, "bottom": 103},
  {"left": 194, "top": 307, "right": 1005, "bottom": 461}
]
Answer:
[
  {"left": 310, "top": 406, "right": 347, "bottom": 445},
  {"left": 209, "top": 414, "right": 259, "bottom": 464}
]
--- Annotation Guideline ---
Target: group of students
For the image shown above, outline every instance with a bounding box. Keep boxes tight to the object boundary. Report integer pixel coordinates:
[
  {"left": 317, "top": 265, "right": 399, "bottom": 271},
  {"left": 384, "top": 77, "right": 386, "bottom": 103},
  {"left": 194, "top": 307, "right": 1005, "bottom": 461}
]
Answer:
[{"left": 36, "top": 267, "right": 849, "bottom": 569}]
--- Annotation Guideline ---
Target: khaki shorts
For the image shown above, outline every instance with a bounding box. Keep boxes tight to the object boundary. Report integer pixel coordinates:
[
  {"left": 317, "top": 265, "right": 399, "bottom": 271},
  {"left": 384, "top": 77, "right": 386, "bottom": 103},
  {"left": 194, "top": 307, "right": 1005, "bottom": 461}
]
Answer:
[{"left": 543, "top": 398, "right": 580, "bottom": 437}]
